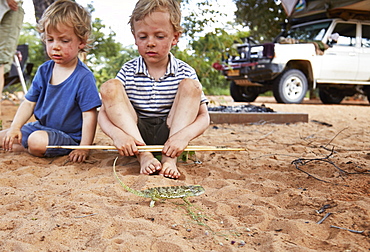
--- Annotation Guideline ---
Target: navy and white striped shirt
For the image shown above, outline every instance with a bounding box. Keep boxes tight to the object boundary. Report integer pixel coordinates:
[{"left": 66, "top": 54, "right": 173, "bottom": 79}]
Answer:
[{"left": 116, "top": 53, "right": 208, "bottom": 118}]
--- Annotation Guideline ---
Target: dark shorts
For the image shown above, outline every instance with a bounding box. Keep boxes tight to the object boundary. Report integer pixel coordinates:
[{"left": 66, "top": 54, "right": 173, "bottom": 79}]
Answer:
[
  {"left": 137, "top": 116, "right": 170, "bottom": 145},
  {"left": 21, "top": 121, "right": 80, "bottom": 157}
]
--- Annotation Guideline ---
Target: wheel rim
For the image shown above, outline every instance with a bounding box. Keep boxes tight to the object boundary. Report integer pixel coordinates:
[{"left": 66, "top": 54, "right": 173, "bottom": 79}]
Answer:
[{"left": 283, "top": 76, "right": 303, "bottom": 100}]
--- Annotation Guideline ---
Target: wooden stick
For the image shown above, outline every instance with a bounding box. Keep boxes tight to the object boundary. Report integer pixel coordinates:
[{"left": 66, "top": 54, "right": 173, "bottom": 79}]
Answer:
[{"left": 46, "top": 145, "right": 246, "bottom": 152}]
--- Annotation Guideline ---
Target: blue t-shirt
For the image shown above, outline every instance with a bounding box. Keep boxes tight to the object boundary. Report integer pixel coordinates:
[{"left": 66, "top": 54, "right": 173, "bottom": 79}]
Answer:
[{"left": 25, "top": 59, "right": 102, "bottom": 140}]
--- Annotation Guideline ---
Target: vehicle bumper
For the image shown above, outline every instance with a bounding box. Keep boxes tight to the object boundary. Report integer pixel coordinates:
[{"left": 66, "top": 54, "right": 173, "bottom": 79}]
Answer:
[{"left": 225, "top": 63, "right": 283, "bottom": 83}]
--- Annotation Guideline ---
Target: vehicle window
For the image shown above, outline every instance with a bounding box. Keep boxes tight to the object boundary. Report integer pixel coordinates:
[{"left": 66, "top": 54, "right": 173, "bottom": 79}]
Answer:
[
  {"left": 287, "top": 21, "right": 331, "bottom": 41},
  {"left": 332, "top": 23, "right": 356, "bottom": 46},
  {"left": 361, "top": 24, "right": 370, "bottom": 48}
]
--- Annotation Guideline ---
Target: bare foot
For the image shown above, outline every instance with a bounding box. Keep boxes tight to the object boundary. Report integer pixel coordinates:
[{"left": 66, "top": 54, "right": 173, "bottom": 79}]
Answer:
[
  {"left": 159, "top": 156, "right": 180, "bottom": 179},
  {"left": 137, "top": 152, "right": 161, "bottom": 175}
]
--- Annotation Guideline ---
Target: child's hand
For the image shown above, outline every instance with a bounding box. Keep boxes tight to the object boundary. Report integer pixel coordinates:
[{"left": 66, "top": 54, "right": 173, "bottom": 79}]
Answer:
[
  {"left": 69, "top": 149, "right": 89, "bottom": 163},
  {"left": 3, "top": 128, "right": 22, "bottom": 151},
  {"left": 163, "top": 136, "right": 188, "bottom": 158},
  {"left": 113, "top": 132, "right": 145, "bottom": 156}
]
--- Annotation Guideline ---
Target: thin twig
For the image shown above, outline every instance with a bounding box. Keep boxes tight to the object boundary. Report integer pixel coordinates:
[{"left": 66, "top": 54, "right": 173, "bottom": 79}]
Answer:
[
  {"left": 74, "top": 213, "right": 98, "bottom": 218},
  {"left": 291, "top": 148, "right": 345, "bottom": 185},
  {"left": 291, "top": 159, "right": 332, "bottom": 184},
  {"left": 292, "top": 148, "right": 370, "bottom": 176},
  {"left": 330, "top": 225, "right": 364, "bottom": 234},
  {"left": 252, "top": 153, "right": 300, "bottom": 160},
  {"left": 323, "top": 127, "right": 348, "bottom": 148},
  {"left": 258, "top": 130, "right": 275, "bottom": 139},
  {"left": 291, "top": 146, "right": 370, "bottom": 185},
  {"left": 317, "top": 213, "right": 332, "bottom": 224}
]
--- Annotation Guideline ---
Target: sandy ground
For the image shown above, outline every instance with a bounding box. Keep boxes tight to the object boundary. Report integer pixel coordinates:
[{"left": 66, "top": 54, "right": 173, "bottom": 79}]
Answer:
[{"left": 0, "top": 95, "right": 369, "bottom": 251}]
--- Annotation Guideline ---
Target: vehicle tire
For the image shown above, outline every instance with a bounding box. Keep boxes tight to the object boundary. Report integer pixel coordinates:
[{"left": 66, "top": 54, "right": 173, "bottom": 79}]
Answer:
[
  {"left": 363, "top": 86, "right": 370, "bottom": 104},
  {"left": 318, "top": 88, "right": 345, "bottom": 104},
  {"left": 273, "top": 69, "right": 308, "bottom": 104},
  {"left": 230, "top": 81, "right": 259, "bottom": 102}
]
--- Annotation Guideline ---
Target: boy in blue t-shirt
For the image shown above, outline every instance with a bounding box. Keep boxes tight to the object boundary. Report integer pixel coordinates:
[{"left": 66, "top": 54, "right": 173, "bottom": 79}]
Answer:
[{"left": 0, "top": 0, "right": 101, "bottom": 162}]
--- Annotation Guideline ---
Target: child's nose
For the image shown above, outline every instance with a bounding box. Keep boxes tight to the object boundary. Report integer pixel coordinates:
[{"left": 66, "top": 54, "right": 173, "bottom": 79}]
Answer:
[
  {"left": 147, "top": 37, "right": 156, "bottom": 47},
  {"left": 53, "top": 42, "right": 61, "bottom": 50}
]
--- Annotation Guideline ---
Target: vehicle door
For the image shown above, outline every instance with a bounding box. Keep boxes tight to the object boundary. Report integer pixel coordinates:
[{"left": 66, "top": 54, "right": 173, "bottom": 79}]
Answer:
[
  {"left": 356, "top": 23, "right": 370, "bottom": 81},
  {"left": 318, "top": 22, "right": 358, "bottom": 81}
]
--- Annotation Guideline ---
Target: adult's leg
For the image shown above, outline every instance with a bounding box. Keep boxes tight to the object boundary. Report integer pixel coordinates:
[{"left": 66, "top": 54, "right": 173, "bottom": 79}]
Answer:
[
  {"left": 160, "top": 78, "right": 202, "bottom": 178},
  {"left": 0, "top": 5, "right": 24, "bottom": 113},
  {"left": 0, "top": 64, "right": 3, "bottom": 91},
  {"left": 99, "top": 79, "right": 161, "bottom": 174},
  {"left": 0, "top": 65, "right": 4, "bottom": 113}
]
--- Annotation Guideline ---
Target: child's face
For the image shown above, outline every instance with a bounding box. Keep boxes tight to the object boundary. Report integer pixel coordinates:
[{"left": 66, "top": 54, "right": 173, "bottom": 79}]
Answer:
[
  {"left": 133, "top": 11, "right": 180, "bottom": 67},
  {"left": 45, "top": 23, "right": 86, "bottom": 66}
]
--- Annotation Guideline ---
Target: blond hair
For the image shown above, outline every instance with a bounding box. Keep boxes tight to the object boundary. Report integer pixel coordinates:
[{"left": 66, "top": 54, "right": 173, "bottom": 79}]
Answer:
[
  {"left": 129, "top": 0, "right": 183, "bottom": 34},
  {"left": 38, "top": 0, "right": 93, "bottom": 52}
]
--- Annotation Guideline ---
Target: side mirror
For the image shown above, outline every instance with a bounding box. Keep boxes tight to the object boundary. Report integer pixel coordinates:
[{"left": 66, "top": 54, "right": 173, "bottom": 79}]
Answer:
[{"left": 328, "top": 33, "right": 339, "bottom": 47}]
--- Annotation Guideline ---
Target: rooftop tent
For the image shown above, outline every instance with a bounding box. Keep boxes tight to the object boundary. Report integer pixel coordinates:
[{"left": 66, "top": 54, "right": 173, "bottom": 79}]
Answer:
[
  {"left": 281, "top": 0, "right": 370, "bottom": 20},
  {"left": 280, "top": 0, "right": 299, "bottom": 17}
]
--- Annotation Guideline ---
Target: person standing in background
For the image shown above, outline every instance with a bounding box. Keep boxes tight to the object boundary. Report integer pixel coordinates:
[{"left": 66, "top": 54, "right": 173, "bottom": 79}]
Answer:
[{"left": 0, "top": 0, "right": 24, "bottom": 114}]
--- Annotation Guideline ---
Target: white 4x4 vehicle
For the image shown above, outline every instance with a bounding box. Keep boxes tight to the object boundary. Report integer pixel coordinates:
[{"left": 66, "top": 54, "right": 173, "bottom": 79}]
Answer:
[{"left": 216, "top": 3, "right": 370, "bottom": 104}]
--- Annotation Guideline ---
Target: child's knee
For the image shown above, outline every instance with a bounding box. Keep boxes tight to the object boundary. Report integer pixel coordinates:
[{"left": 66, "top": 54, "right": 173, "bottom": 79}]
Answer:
[
  {"left": 179, "top": 78, "right": 202, "bottom": 95},
  {"left": 100, "top": 79, "right": 122, "bottom": 99},
  {"left": 27, "top": 131, "right": 48, "bottom": 157}
]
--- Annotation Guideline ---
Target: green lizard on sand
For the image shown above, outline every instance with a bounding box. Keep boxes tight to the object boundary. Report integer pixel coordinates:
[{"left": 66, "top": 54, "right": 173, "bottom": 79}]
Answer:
[{"left": 113, "top": 157, "right": 205, "bottom": 207}]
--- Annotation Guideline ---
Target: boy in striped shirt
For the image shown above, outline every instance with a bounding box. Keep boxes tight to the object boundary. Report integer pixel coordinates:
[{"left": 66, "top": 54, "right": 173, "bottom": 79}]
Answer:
[{"left": 98, "top": 0, "right": 209, "bottom": 179}]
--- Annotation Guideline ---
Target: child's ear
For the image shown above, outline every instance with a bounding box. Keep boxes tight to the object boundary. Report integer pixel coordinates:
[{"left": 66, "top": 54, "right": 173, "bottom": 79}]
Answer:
[
  {"left": 78, "top": 41, "right": 87, "bottom": 50},
  {"left": 172, "top": 31, "right": 180, "bottom": 46}
]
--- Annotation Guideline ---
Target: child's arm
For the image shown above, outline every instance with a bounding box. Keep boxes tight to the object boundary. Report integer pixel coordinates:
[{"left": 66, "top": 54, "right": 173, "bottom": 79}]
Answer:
[
  {"left": 68, "top": 108, "right": 97, "bottom": 163},
  {"left": 3, "top": 99, "right": 36, "bottom": 151},
  {"left": 163, "top": 103, "right": 210, "bottom": 158}
]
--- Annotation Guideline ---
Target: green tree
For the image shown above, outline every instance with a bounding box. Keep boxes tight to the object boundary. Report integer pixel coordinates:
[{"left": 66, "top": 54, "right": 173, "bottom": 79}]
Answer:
[
  {"left": 88, "top": 16, "right": 138, "bottom": 87},
  {"left": 181, "top": 0, "right": 226, "bottom": 40},
  {"left": 18, "top": 22, "right": 45, "bottom": 77},
  {"left": 233, "top": 0, "right": 287, "bottom": 42},
  {"left": 174, "top": 27, "right": 249, "bottom": 94}
]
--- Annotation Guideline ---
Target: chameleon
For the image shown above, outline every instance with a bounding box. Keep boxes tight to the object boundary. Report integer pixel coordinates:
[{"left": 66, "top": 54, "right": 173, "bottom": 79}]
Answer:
[{"left": 113, "top": 157, "right": 205, "bottom": 207}]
